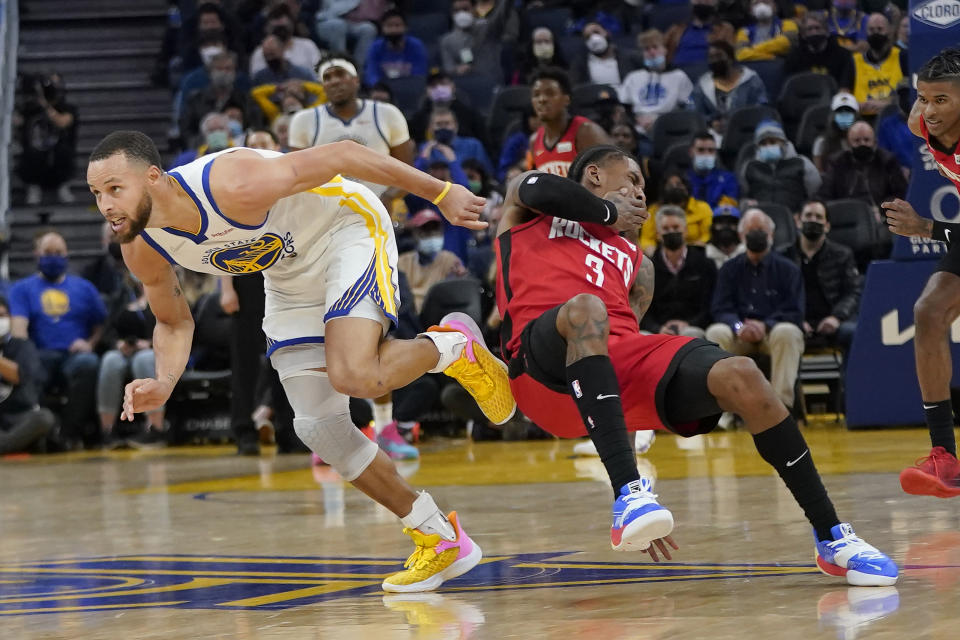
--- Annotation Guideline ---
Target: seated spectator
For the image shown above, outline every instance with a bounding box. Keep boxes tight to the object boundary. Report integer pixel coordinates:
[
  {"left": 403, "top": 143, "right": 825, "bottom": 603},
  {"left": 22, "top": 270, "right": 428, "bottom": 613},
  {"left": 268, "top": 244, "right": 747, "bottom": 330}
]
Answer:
[
  {"left": 419, "top": 108, "right": 493, "bottom": 176},
  {"left": 609, "top": 121, "right": 653, "bottom": 163},
  {"left": 818, "top": 120, "right": 908, "bottom": 207},
  {"left": 314, "top": 0, "right": 383, "bottom": 72},
  {"left": 406, "top": 159, "right": 473, "bottom": 262},
  {"left": 689, "top": 40, "right": 768, "bottom": 137},
  {"left": 461, "top": 158, "right": 502, "bottom": 282},
  {"left": 641, "top": 205, "right": 718, "bottom": 338},
  {"left": 571, "top": 21, "right": 636, "bottom": 90},
  {"left": 706, "top": 204, "right": 745, "bottom": 268},
  {"left": 246, "top": 128, "right": 281, "bottom": 151},
  {"left": 250, "top": 5, "right": 322, "bottom": 79},
  {"left": 618, "top": 29, "right": 694, "bottom": 135},
  {"left": 175, "top": 30, "right": 253, "bottom": 134},
  {"left": 181, "top": 52, "right": 259, "bottom": 146},
  {"left": 687, "top": 130, "right": 739, "bottom": 208},
  {"left": 17, "top": 72, "right": 78, "bottom": 206},
  {"left": 641, "top": 173, "right": 713, "bottom": 256},
  {"left": 440, "top": 0, "right": 515, "bottom": 83},
  {"left": 742, "top": 120, "right": 820, "bottom": 214},
  {"left": 252, "top": 78, "right": 325, "bottom": 124},
  {"left": 783, "top": 12, "right": 854, "bottom": 91},
  {"left": 812, "top": 92, "right": 859, "bottom": 172},
  {"left": 0, "top": 296, "right": 55, "bottom": 455},
  {"left": 363, "top": 9, "right": 427, "bottom": 86},
  {"left": 666, "top": 0, "right": 720, "bottom": 66},
  {"left": 271, "top": 113, "right": 292, "bottom": 151},
  {"left": 512, "top": 27, "right": 570, "bottom": 85},
  {"left": 251, "top": 35, "right": 317, "bottom": 86},
  {"left": 876, "top": 80, "right": 915, "bottom": 176},
  {"left": 706, "top": 208, "right": 805, "bottom": 417},
  {"left": 239, "top": 0, "right": 312, "bottom": 54},
  {"left": 735, "top": 0, "right": 798, "bottom": 61},
  {"left": 780, "top": 200, "right": 862, "bottom": 357},
  {"left": 397, "top": 210, "right": 468, "bottom": 313},
  {"left": 171, "top": 112, "right": 237, "bottom": 169},
  {"left": 852, "top": 13, "right": 904, "bottom": 117},
  {"left": 497, "top": 109, "right": 536, "bottom": 182},
  {"left": 179, "top": 1, "right": 245, "bottom": 75},
  {"left": 10, "top": 232, "right": 106, "bottom": 449},
  {"left": 82, "top": 222, "right": 126, "bottom": 299},
  {"left": 409, "top": 72, "right": 488, "bottom": 149},
  {"left": 828, "top": 0, "right": 868, "bottom": 51}
]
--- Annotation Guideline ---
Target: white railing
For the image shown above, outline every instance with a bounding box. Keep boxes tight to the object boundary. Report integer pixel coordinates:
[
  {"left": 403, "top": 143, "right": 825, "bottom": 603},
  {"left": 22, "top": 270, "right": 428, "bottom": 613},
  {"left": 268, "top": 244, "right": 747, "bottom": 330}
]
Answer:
[{"left": 0, "top": 0, "right": 18, "bottom": 279}]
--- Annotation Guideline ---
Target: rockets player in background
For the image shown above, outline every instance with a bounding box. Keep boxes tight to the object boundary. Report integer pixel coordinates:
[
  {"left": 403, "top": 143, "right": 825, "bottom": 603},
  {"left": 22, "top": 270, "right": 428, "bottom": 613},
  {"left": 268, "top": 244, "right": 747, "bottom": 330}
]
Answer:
[
  {"left": 883, "top": 47, "right": 960, "bottom": 498},
  {"left": 526, "top": 67, "right": 612, "bottom": 176},
  {"left": 496, "top": 145, "right": 897, "bottom": 585}
]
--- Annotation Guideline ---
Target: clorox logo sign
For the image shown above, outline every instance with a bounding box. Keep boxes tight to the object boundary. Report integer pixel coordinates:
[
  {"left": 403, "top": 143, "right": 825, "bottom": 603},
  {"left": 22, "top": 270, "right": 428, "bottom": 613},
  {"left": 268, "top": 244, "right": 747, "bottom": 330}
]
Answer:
[{"left": 913, "top": 0, "right": 960, "bottom": 28}]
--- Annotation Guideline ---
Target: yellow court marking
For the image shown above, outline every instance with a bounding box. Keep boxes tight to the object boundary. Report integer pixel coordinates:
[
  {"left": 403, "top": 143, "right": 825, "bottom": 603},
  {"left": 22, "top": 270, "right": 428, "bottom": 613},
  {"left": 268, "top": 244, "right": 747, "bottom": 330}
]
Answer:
[
  {"left": 0, "top": 577, "right": 234, "bottom": 605},
  {"left": 0, "top": 601, "right": 187, "bottom": 615},
  {"left": 0, "top": 567, "right": 394, "bottom": 580},
  {"left": 217, "top": 580, "right": 379, "bottom": 607},
  {"left": 511, "top": 563, "right": 816, "bottom": 573}
]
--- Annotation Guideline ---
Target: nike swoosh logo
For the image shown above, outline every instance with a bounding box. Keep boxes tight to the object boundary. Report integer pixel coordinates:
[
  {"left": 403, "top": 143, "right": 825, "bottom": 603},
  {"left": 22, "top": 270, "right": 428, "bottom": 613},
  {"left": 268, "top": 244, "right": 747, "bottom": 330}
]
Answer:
[
  {"left": 946, "top": 229, "right": 952, "bottom": 243},
  {"left": 597, "top": 394, "right": 619, "bottom": 401},
  {"left": 785, "top": 450, "right": 809, "bottom": 467},
  {"left": 924, "top": 404, "right": 940, "bottom": 409}
]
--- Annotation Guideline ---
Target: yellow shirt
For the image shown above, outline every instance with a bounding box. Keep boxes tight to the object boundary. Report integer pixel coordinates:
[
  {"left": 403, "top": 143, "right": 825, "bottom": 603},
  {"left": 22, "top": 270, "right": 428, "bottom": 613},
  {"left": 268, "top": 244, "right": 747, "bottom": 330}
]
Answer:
[
  {"left": 852, "top": 47, "right": 902, "bottom": 115},
  {"left": 640, "top": 198, "right": 713, "bottom": 253},
  {"left": 251, "top": 81, "right": 326, "bottom": 124},
  {"left": 735, "top": 19, "right": 797, "bottom": 61}
]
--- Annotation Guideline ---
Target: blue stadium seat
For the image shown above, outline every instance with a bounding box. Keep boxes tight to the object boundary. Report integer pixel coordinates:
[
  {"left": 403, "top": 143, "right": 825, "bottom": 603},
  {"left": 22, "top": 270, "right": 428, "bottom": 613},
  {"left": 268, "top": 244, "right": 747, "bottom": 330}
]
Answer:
[
  {"left": 647, "top": 3, "right": 692, "bottom": 32},
  {"left": 383, "top": 75, "right": 427, "bottom": 117},
  {"left": 453, "top": 73, "right": 497, "bottom": 115},
  {"left": 558, "top": 34, "right": 584, "bottom": 65},
  {"left": 661, "top": 141, "right": 693, "bottom": 174},
  {"left": 777, "top": 72, "right": 837, "bottom": 140},
  {"left": 651, "top": 110, "right": 706, "bottom": 158},
  {"left": 571, "top": 83, "right": 619, "bottom": 112},
  {"left": 743, "top": 58, "right": 785, "bottom": 102},
  {"left": 408, "top": 0, "right": 450, "bottom": 15},
  {"left": 524, "top": 7, "right": 572, "bottom": 34},
  {"left": 795, "top": 103, "right": 831, "bottom": 156},
  {"left": 487, "top": 85, "right": 532, "bottom": 154},
  {"left": 720, "top": 105, "right": 781, "bottom": 167},
  {"left": 407, "top": 12, "right": 448, "bottom": 46}
]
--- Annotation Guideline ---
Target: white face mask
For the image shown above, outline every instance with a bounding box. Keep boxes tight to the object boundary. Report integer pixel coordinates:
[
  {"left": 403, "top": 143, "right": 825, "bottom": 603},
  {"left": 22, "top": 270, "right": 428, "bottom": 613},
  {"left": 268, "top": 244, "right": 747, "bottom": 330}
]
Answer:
[
  {"left": 586, "top": 33, "right": 608, "bottom": 55},
  {"left": 533, "top": 42, "right": 554, "bottom": 60},
  {"left": 200, "top": 46, "right": 225, "bottom": 67},
  {"left": 453, "top": 10, "right": 474, "bottom": 29},
  {"left": 418, "top": 235, "right": 444, "bottom": 255},
  {"left": 0, "top": 317, "right": 11, "bottom": 337},
  {"left": 752, "top": 3, "right": 774, "bottom": 20}
]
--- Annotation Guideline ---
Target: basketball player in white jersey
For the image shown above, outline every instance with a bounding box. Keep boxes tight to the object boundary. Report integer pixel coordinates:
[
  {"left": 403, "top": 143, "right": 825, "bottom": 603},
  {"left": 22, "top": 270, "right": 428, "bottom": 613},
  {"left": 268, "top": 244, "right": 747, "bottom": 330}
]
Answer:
[{"left": 86, "top": 131, "right": 516, "bottom": 592}]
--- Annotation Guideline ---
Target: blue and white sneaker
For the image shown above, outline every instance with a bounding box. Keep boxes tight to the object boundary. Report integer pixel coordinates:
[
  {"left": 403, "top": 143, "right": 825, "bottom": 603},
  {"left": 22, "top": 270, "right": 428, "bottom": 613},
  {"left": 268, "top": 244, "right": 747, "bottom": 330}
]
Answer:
[
  {"left": 814, "top": 523, "right": 899, "bottom": 586},
  {"left": 611, "top": 477, "right": 674, "bottom": 551}
]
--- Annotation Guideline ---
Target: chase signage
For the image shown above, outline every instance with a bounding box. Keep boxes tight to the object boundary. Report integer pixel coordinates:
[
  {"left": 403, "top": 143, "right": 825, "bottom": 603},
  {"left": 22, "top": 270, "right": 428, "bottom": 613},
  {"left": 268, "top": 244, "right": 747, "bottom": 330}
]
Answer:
[{"left": 913, "top": 0, "right": 960, "bottom": 28}]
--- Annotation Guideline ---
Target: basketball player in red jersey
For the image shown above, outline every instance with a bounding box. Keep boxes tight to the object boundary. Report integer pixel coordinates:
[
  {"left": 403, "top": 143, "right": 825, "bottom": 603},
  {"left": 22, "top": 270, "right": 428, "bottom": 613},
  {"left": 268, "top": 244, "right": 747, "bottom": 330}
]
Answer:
[
  {"left": 526, "top": 67, "right": 612, "bottom": 176},
  {"left": 496, "top": 145, "right": 897, "bottom": 584},
  {"left": 883, "top": 47, "right": 960, "bottom": 498}
]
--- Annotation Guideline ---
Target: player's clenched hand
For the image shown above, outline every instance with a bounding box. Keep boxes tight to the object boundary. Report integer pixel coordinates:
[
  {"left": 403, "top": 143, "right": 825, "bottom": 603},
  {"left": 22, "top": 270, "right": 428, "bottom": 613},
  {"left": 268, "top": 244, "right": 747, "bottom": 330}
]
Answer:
[
  {"left": 642, "top": 534, "right": 679, "bottom": 562},
  {"left": 604, "top": 189, "right": 648, "bottom": 233},
  {"left": 121, "top": 378, "right": 174, "bottom": 421},
  {"left": 883, "top": 199, "right": 933, "bottom": 238},
  {"left": 437, "top": 183, "right": 488, "bottom": 231}
]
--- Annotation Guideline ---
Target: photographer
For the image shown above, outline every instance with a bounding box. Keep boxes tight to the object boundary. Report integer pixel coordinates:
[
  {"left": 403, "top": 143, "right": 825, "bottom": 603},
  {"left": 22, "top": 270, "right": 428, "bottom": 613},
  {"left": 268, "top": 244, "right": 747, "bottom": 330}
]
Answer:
[{"left": 17, "top": 73, "right": 78, "bottom": 205}]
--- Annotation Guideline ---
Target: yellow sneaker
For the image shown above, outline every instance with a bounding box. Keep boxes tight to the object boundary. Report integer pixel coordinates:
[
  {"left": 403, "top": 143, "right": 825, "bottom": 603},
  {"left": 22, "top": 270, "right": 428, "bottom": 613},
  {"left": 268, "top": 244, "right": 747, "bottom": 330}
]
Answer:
[
  {"left": 431, "top": 312, "right": 517, "bottom": 425},
  {"left": 382, "top": 511, "right": 482, "bottom": 593}
]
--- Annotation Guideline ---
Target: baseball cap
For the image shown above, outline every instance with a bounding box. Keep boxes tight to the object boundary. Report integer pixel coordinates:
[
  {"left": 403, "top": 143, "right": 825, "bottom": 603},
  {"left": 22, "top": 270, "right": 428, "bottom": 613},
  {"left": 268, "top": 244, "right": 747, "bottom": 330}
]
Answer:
[
  {"left": 830, "top": 92, "right": 860, "bottom": 113},
  {"left": 408, "top": 209, "right": 443, "bottom": 228},
  {"left": 754, "top": 119, "right": 786, "bottom": 144},
  {"left": 713, "top": 204, "right": 741, "bottom": 220}
]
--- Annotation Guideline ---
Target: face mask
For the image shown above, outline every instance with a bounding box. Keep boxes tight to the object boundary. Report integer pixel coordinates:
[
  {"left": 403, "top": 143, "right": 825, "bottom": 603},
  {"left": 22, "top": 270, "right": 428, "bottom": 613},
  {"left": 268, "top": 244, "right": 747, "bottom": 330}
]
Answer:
[
  {"left": 38, "top": 255, "right": 68, "bottom": 280},
  {"left": 433, "top": 128, "right": 455, "bottom": 145},
  {"left": 271, "top": 25, "right": 292, "bottom": 41},
  {"left": 107, "top": 242, "right": 123, "bottom": 260},
  {"left": 386, "top": 33, "right": 404, "bottom": 46},
  {"left": 266, "top": 56, "right": 284, "bottom": 70},
  {"left": 752, "top": 3, "right": 774, "bottom": 20},
  {"left": 418, "top": 235, "right": 444, "bottom": 255},
  {"left": 663, "top": 186, "right": 688, "bottom": 204},
  {"left": 200, "top": 46, "right": 224, "bottom": 66},
  {"left": 453, "top": 10, "right": 474, "bottom": 29},
  {"left": 745, "top": 229, "right": 769, "bottom": 253},
  {"left": 206, "top": 130, "right": 229, "bottom": 151},
  {"left": 692, "top": 4, "right": 716, "bottom": 21},
  {"left": 533, "top": 42, "right": 554, "bottom": 60},
  {"left": 0, "top": 317, "right": 10, "bottom": 338},
  {"left": 468, "top": 179, "right": 482, "bottom": 194},
  {"left": 661, "top": 231, "right": 684, "bottom": 251},
  {"left": 758, "top": 143, "right": 782, "bottom": 163},
  {"left": 645, "top": 55, "right": 665, "bottom": 70},
  {"left": 712, "top": 226, "right": 739, "bottom": 248},
  {"left": 804, "top": 34, "right": 827, "bottom": 51},
  {"left": 834, "top": 111, "right": 856, "bottom": 130},
  {"left": 210, "top": 70, "right": 235, "bottom": 88},
  {"left": 693, "top": 153, "right": 716, "bottom": 171},
  {"left": 586, "top": 33, "right": 608, "bottom": 55},
  {"left": 428, "top": 84, "right": 453, "bottom": 103},
  {"left": 227, "top": 119, "right": 244, "bottom": 139},
  {"left": 708, "top": 59, "right": 729, "bottom": 77},
  {"left": 867, "top": 33, "right": 888, "bottom": 51},
  {"left": 852, "top": 144, "right": 874, "bottom": 162},
  {"left": 801, "top": 220, "right": 825, "bottom": 240}
]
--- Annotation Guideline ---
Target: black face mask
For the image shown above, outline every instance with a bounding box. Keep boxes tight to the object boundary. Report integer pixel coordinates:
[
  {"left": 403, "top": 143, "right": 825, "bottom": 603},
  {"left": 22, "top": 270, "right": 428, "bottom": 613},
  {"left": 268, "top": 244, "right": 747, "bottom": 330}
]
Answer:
[
  {"left": 852, "top": 145, "right": 874, "bottom": 162},
  {"left": 272, "top": 25, "right": 292, "bottom": 42},
  {"left": 745, "top": 229, "right": 769, "bottom": 253},
  {"left": 692, "top": 4, "right": 716, "bottom": 21},
  {"left": 266, "top": 57, "right": 284, "bottom": 71},
  {"left": 663, "top": 187, "right": 688, "bottom": 204},
  {"left": 661, "top": 231, "right": 684, "bottom": 251},
  {"left": 386, "top": 33, "right": 404, "bottom": 46},
  {"left": 801, "top": 221, "right": 825, "bottom": 240},
  {"left": 867, "top": 33, "right": 888, "bottom": 51},
  {"left": 107, "top": 242, "right": 123, "bottom": 260},
  {"left": 711, "top": 226, "right": 739, "bottom": 248},
  {"left": 804, "top": 34, "right": 827, "bottom": 51},
  {"left": 708, "top": 59, "right": 730, "bottom": 76}
]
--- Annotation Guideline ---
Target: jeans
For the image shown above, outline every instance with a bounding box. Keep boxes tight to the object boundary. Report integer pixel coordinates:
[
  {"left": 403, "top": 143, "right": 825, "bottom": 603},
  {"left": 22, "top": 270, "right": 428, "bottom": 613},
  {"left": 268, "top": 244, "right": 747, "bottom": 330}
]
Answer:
[
  {"left": 314, "top": 18, "right": 377, "bottom": 69},
  {"left": 0, "top": 408, "right": 55, "bottom": 454},
  {"left": 38, "top": 349, "right": 100, "bottom": 443},
  {"left": 97, "top": 349, "right": 157, "bottom": 416}
]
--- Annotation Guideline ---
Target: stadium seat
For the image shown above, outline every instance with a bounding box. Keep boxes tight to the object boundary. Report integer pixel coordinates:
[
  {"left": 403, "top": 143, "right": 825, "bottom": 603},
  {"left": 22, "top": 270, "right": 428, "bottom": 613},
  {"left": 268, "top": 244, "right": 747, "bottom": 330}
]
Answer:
[
  {"left": 647, "top": 3, "right": 692, "bottom": 32},
  {"left": 720, "top": 104, "right": 781, "bottom": 167},
  {"left": 571, "top": 83, "right": 619, "bottom": 112},
  {"left": 678, "top": 63, "right": 708, "bottom": 85},
  {"left": 408, "top": 0, "right": 450, "bottom": 14},
  {"left": 454, "top": 73, "right": 497, "bottom": 115},
  {"left": 488, "top": 85, "right": 532, "bottom": 154},
  {"left": 734, "top": 141, "right": 757, "bottom": 175},
  {"left": 651, "top": 110, "right": 706, "bottom": 158},
  {"left": 420, "top": 278, "right": 484, "bottom": 329},
  {"left": 524, "top": 6, "right": 572, "bottom": 34},
  {"left": 660, "top": 141, "right": 693, "bottom": 175},
  {"left": 406, "top": 12, "right": 448, "bottom": 46},
  {"left": 383, "top": 75, "right": 427, "bottom": 118},
  {"left": 826, "top": 198, "right": 879, "bottom": 272},
  {"left": 777, "top": 72, "right": 837, "bottom": 140},
  {"left": 794, "top": 103, "right": 831, "bottom": 157},
  {"left": 755, "top": 200, "right": 796, "bottom": 251},
  {"left": 558, "top": 34, "right": 584, "bottom": 64},
  {"left": 743, "top": 58, "right": 785, "bottom": 102}
]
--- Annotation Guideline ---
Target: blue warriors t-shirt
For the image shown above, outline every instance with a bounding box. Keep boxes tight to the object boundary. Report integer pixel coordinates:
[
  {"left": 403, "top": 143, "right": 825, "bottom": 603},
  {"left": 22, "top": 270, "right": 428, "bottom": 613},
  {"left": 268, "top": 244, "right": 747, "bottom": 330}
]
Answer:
[{"left": 8, "top": 274, "right": 107, "bottom": 351}]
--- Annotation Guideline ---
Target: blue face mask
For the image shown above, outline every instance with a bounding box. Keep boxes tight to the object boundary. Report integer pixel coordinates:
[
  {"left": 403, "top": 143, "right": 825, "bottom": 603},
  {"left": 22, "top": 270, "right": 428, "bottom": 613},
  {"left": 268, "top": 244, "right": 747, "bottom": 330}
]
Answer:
[
  {"left": 757, "top": 143, "right": 783, "bottom": 163},
  {"left": 433, "top": 128, "right": 455, "bottom": 145},
  {"left": 693, "top": 153, "right": 716, "bottom": 171},
  {"left": 38, "top": 255, "right": 68, "bottom": 281},
  {"left": 644, "top": 55, "right": 665, "bottom": 70},
  {"left": 418, "top": 236, "right": 444, "bottom": 256},
  {"left": 834, "top": 111, "right": 856, "bottom": 130},
  {"left": 206, "top": 130, "right": 229, "bottom": 151},
  {"left": 227, "top": 119, "right": 244, "bottom": 139}
]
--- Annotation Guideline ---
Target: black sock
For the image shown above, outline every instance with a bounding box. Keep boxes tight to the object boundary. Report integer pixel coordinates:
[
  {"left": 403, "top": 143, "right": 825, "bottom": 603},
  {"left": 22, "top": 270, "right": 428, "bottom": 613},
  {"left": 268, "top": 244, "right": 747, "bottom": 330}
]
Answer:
[
  {"left": 923, "top": 399, "right": 956, "bottom": 456},
  {"left": 567, "top": 355, "right": 639, "bottom": 498},
  {"left": 752, "top": 417, "right": 839, "bottom": 541}
]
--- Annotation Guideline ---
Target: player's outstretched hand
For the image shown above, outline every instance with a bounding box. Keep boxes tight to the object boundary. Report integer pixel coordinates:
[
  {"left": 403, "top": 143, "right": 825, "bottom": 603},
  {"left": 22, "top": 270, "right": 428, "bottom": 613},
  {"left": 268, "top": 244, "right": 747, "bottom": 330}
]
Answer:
[
  {"left": 642, "top": 534, "right": 679, "bottom": 562},
  {"left": 121, "top": 378, "right": 174, "bottom": 421},
  {"left": 437, "top": 183, "right": 488, "bottom": 231},
  {"left": 604, "top": 189, "right": 648, "bottom": 234},
  {"left": 883, "top": 198, "right": 933, "bottom": 238}
]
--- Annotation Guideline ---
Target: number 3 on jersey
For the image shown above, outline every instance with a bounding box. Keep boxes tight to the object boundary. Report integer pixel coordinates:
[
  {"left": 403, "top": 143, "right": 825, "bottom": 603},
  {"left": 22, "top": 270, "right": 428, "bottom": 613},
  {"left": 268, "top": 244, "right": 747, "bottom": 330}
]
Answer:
[{"left": 585, "top": 255, "right": 605, "bottom": 287}]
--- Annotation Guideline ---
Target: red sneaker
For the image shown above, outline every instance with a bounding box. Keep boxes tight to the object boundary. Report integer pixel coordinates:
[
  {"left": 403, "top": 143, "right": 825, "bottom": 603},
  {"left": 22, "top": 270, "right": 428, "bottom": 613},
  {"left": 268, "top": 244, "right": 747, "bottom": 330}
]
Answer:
[{"left": 899, "top": 447, "right": 960, "bottom": 498}]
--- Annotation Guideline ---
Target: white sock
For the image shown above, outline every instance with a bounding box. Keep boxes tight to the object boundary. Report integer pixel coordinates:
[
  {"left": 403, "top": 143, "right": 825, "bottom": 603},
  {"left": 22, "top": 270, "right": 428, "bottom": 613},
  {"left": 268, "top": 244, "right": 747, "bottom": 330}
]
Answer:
[
  {"left": 401, "top": 491, "right": 456, "bottom": 541},
  {"left": 398, "top": 420, "right": 417, "bottom": 431},
  {"left": 373, "top": 401, "right": 393, "bottom": 435},
  {"left": 419, "top": 331, "right": 467, "bottom": 373}
]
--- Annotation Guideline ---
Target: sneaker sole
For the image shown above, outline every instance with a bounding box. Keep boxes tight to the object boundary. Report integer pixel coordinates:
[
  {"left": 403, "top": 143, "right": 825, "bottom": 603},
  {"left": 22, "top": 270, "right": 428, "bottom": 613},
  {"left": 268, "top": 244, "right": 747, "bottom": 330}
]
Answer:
[
  {"left": 381, "top": 539, "right": 483, "bottom": 593},
  {"left": 612, "top": 508, "right": 674, "bottom": 551},
  {"left": 899, "top": 468, "right": 960, "bottom": 498},
  {"left": 815, "top": 554, "right": 898, "bottom": 586}
]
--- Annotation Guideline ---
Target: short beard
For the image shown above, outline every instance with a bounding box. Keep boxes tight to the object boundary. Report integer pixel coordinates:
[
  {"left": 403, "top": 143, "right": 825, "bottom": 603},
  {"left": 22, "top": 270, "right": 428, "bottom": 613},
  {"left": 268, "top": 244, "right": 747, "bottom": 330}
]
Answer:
[{"left": 116, "top": 191, "right": 152, "bottom": 244}]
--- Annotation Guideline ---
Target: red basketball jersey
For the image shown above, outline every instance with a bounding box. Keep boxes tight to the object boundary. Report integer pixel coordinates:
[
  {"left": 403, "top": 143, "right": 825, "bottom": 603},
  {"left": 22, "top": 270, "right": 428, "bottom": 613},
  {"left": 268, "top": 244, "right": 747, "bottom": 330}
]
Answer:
[
  {"left": 496, "top": 213, "right": 643, "bottom": 357},
  {"left": 528, "top": 116, "right": 589, "bottom": 176},
  {"left": 921, "top": 115, "right": 960, "bottom": 193}
]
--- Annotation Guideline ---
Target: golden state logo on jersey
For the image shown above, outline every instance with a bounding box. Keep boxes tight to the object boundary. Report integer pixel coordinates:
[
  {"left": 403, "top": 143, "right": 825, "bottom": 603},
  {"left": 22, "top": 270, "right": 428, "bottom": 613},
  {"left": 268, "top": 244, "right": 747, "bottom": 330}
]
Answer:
[
  {"left": 207, "top": 233, "right": 288, "bottom": 274},
  {"left": 40, "top": 289, "right": 70, "bottom": 319}
]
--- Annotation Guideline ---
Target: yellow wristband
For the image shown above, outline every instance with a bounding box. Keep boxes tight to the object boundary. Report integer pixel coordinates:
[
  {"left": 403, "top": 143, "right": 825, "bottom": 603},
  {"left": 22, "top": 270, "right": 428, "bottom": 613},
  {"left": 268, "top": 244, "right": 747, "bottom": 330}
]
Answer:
[{"left": 432, "top": 181, "right": 452, "bottom": 205}]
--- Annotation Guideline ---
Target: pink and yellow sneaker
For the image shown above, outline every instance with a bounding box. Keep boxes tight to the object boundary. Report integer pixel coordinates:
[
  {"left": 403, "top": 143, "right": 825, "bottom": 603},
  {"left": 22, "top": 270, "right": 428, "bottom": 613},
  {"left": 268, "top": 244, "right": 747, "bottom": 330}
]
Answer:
[{"left": 382, "top": 511, "right": 482, "bottom": 593}]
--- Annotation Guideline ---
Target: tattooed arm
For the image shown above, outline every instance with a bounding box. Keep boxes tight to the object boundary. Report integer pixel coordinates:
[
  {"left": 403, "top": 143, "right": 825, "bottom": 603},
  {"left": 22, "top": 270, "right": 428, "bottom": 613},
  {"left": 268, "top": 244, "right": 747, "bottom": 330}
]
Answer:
[{"left": 630, "top": 256, "right": 655, "bottom": 322}]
